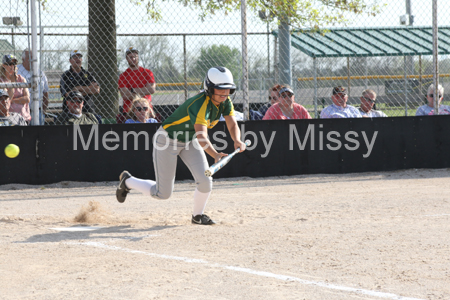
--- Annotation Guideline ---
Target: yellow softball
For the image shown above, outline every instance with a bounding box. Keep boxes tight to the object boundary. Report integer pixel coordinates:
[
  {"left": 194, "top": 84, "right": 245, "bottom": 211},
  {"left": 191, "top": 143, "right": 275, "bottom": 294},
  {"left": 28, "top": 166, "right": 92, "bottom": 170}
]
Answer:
[{"left": 5, "top": 144, "right": 20, "bottom": 158}]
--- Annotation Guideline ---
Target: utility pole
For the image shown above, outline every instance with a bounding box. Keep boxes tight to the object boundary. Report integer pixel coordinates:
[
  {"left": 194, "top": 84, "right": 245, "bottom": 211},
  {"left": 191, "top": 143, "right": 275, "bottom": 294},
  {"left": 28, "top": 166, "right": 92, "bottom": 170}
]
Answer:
[
  {"left": 279, "top": 20, "right": 291, "bottom": 86},
  {"left": 406, "top": 0, "right": 414, "bottom": 75}
]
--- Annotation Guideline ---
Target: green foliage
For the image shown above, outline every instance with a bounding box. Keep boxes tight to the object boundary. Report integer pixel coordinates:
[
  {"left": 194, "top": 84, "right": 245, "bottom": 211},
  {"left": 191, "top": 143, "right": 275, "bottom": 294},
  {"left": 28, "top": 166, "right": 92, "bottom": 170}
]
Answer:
[
  {"left": 132, "top": 0, "right": 386, "bottom": 28},
  {"left": 191, "top": 44, "right": 241, "bottom": 81}
]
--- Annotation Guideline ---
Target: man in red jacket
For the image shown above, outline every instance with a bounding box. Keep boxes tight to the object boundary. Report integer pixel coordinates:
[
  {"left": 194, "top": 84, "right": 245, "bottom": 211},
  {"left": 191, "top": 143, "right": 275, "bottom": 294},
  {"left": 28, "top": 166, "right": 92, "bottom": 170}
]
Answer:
[{"left": 118, "top": 47, "right": 156, "bottom": 120}]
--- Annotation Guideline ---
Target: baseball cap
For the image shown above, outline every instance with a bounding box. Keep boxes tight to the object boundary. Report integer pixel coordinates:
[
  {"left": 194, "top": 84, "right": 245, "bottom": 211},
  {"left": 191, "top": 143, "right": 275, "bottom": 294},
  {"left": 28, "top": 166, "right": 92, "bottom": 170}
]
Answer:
[
  {"left": 0, "top": 89, "right": 9, "bottom": 98},
  {"left": 70, "top": 50, "right": 83, "bottom": 58},
  {"left": 278, "top": 87, "right": 294, "bottom": 96},
  {"left": 125, "top": 47, "right": 139, "bottom": 56},
  {"left": 2, "top": 54, "right": 18, "bottom": 65},
  {"left": 67, "top": 91, "right": 84, "bottom": 101},
  {"left": 332, "top": 86, "right": 347, "bottom": 95}
]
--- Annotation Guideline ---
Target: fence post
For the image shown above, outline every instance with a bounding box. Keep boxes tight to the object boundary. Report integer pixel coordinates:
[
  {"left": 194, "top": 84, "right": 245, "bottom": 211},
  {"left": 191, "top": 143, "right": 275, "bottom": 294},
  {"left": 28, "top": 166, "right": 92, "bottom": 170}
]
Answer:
[
  {"left": 432, "top": 0, "right": 439, "bottom": 115},
  {"left": 30, "top": 0, "right": 40, "bottom": 125},
  {"left": 404, "top": 56, "right": 408, "bottom": 116},
  {"left": 274, "top": 36, "right": 278, "bottom": 84},
  {"left": 314, "top": 57, "right": 318, "bottom": 118},
  {"left": 419, "top": 55, "right": 423, "bottom": 100},
  {"left": 183, "top": 34, "right": 188, "bottom": 101},
  {"left": 347, "top": 57, "right": 350, "bottom": 96},
  {"left": 241, "top": 0, "right": 249, "bottom": 120}
]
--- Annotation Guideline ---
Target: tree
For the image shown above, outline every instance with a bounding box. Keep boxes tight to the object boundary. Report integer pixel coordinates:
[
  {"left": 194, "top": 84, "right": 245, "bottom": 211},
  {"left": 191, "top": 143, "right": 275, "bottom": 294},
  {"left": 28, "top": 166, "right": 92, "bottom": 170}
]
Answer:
[
  {"left": 191, "top": 44, "right": 241, "bottom": 81},
  {"left": 89, "top": 0, "right": 118, "bottom": 120},
  {"left": 131, "top": 0, "right": 385, "bottom": 29},
  {"left": 42, "top": 44, "right": 73, "bottom": 71}
]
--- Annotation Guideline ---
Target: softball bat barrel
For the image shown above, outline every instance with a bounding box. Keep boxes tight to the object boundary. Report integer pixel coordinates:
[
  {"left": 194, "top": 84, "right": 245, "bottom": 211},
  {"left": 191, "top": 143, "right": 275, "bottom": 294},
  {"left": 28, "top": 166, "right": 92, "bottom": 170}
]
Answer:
[{"left": 204, "top": 140, "right": 251, "bottom": 177}]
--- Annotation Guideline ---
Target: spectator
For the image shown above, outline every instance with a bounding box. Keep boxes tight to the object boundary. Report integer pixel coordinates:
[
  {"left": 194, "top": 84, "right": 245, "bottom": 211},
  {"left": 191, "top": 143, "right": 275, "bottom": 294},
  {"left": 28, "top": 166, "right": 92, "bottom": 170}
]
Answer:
[
  {"left": 359, "top": 89, "right": 387, "bottom": 118},
  {"left": 219, "top": 109, "right": 263, "bottom": 121},
  {"left": 125, "top": 97, "right": 158, "bottom": 124},
  {"left": 259, "top": 84, "right": 281, "bottom": 116},
  {"left": 0, "top": 89, "right": 27, "bottom": 126},
  {"left": 0, "top": 54, "right": 31, "bottom": 124},
  {"left": 263, "top": 86, "right": 311, "bottom": 120},
  {"left": 118, "top": 47, "right": 156, "bottom": 123},
  {"left": 415, "top": 84, "right": 450, "bottom": 116},
  {"left": 55, "top": 91, "right": 99, "bottom": 125},
  {"left": 60, "top": 50, "right": 100, "bottom": 113},
  {"left": 250, "top": 109, "right": 264, "bottom": 120},
  {"left": 320, "top": 86, "right": 361, "bottom": 119},
  {"left": 17, "top": 49, "right": 49, "bottom": 122}
]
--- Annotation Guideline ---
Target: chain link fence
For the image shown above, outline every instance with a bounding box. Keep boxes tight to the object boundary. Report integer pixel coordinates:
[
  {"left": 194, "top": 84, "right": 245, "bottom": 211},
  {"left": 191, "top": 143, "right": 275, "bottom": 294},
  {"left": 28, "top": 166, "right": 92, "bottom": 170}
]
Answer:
[{"left": 1, "top": 0, "right": 449, "bottom": 125}]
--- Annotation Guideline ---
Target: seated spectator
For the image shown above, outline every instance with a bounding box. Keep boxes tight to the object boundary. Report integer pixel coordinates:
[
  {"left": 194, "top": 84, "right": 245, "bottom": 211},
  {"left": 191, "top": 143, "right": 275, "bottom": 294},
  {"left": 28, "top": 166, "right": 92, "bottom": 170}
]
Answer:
[
  {"left": 125, "top": 97, "right": 158, "bottom": 124},
  {"left": 116, "top": 105, "right": 128, "bottom": 124},
  {"left": 416, "top": 84, "right": 450, "bottom": 115},
  {"left": 0, "top": 54, "right": 31, "bottom": 124},
  {"left": 60, "top": 50, "right": 100, "bottom": 113},
  {"left": 263, "top": 86, "right": 311, "bottom": 120},
  {"left": 55, "top": 91, "right": 99, "bottom": 125},
  {"left": 359, "top": 89, "right": 387, "bottom": 118},
  {"left": 320, "top": 86, "right": 361, "bottom": 119},
  {"left": 0, "top": 89, "right": 27, "bottom": 126},
  {"left": 219, "top": 109, "right": 263, "bottom": 121},
  {"left": 118, "top": 47, "right": 156, "bottom": 123},
  {"left": 249, "top": 109, "right": 263, "bottom": 120},
  {"left": 259, "top": 84, "right": 281, "bottom": 116},
  {"left": 18, "top": 49, "right": 49, "bottom": 124}
]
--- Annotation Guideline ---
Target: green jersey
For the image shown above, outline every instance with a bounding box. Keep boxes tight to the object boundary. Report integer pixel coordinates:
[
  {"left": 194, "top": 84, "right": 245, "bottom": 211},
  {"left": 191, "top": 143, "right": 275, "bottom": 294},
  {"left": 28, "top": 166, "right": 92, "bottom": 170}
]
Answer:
[{"left": 162, "top": 92, "right": 235, "bottom": 142}]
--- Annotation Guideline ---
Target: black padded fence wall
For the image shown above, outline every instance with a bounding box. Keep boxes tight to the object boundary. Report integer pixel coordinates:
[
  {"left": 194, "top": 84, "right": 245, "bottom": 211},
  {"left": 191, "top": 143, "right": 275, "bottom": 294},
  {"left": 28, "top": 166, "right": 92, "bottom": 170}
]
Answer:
[{"left": 1, "top": 117, "right": 450, "bottom": 185}]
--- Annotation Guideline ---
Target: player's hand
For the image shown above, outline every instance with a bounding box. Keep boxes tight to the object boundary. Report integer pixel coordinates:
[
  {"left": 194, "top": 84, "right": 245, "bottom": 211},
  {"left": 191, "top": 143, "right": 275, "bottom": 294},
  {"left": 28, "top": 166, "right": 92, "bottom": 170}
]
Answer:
[
  {"left": 235, "top": 140, "right": 246, "bottom": 153},
  {"left": 214, "top": 152, "right": 228, "bottom": 163}
]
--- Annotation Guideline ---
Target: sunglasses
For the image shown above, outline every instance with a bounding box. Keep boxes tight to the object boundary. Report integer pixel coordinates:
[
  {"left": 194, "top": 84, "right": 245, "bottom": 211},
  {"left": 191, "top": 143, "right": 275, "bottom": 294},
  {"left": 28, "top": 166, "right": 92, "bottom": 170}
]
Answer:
[
  {"left": 280, "top": 93, "right": 293, "bottom": 98},
  {"left": 135, "top": 106, "right": 149, "bottom": 112},
  {"left": 269, "top": 96, "right": 278, "bottom": 100},
  {"left": 362, "top": 96, "right": 375, "bottom": 102},
  {"left": 68, "top": 99, "right": 83, "bottom": 103},
  {"left": 3, "top": 62, "right": 16, "bottom": 66},
  {"left": 428, "top": 94, "right": 442, "bottom": 98}
]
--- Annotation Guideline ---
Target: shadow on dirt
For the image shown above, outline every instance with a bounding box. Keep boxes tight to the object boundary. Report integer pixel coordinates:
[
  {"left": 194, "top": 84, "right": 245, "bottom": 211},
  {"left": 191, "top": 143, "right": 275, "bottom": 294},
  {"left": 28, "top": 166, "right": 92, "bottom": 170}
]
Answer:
[{"left": 17, "top": 225, "right": 175, "bottom": 243}]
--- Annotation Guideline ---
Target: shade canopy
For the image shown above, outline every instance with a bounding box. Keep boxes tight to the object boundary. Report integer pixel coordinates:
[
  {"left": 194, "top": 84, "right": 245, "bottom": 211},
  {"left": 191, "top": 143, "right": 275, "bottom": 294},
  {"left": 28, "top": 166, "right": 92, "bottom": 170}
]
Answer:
[{"left": 272, "top": 26, "right": 450, "bottom": 58}]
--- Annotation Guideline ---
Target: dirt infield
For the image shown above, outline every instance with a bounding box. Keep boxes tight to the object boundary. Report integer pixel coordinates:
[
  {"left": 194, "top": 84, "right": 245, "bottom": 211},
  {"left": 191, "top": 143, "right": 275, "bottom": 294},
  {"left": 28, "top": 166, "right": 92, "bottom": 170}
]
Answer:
[{"left": 1, "top": 169, "right": 449, "bottom": 300}]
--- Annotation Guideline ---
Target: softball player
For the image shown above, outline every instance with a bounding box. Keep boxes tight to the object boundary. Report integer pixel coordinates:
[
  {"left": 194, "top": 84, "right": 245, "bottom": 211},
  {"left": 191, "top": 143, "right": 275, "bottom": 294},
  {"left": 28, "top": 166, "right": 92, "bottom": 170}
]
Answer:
[{"left": 116, "top": 66, "right": 246, "bottom": 225}]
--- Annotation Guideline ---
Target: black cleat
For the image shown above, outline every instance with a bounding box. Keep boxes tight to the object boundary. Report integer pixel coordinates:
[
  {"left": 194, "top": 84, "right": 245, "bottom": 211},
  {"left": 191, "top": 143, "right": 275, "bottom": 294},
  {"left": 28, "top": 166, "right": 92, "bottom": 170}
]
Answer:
[
  {"left": 116, "top": 171, "right": 131, "bottom": 203},
  {"left": 191, "top": 214, "right": 216, "bottom": 225}
]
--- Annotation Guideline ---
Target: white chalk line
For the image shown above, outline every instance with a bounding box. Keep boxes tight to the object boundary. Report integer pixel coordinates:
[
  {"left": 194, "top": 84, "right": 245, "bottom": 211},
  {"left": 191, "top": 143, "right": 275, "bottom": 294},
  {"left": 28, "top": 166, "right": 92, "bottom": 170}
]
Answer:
[{"left": 68, "top": 241, "right": 425, "bottom": 300}]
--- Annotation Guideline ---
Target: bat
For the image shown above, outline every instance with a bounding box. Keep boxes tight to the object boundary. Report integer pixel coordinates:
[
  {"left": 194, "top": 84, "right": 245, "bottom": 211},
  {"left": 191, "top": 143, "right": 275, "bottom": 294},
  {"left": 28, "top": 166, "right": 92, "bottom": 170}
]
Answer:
[{"left": 205, "top": 140, "right": 251, "bottom": 177}]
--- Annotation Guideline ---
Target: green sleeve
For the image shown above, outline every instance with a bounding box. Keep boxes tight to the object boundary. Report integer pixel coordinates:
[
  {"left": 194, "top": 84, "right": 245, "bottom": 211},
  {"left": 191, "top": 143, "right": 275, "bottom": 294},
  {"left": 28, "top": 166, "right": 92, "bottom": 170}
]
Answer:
[{"left": 221, "top": 98, "right": 235, "bottom": 117}]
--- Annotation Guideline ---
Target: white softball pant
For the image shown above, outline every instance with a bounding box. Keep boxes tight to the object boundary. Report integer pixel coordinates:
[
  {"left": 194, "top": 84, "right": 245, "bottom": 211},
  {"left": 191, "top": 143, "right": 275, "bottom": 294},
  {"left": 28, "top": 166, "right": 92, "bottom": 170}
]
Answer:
[{"left": 151, "top": 126, "right": 212, "bottom": 199}]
